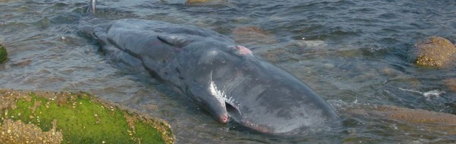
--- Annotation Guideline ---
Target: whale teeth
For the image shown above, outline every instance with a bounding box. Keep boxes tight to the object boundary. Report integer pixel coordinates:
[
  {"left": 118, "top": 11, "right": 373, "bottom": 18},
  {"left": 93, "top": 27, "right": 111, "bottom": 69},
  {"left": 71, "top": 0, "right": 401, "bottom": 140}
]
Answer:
[
  {"left": 209, "top": 80, "right": 240, "bottom": 113},
  {"left": 209, "top": 80, "right": 226, "bottom": 105}
]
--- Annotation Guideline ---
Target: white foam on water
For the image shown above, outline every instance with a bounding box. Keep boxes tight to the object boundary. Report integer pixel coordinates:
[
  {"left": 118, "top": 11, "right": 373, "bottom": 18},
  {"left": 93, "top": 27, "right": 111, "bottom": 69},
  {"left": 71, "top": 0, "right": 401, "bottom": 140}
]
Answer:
[{"left": 398, "top": 88, "right": 445, "bottom": 100}]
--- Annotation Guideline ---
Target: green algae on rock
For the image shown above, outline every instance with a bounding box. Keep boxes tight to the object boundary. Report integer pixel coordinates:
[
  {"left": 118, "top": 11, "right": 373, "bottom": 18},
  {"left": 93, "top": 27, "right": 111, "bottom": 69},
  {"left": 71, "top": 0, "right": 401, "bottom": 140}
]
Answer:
[
  {"left": 414, "top": 36, "right": 456, "bottom": 68},
  {"left": 0, "top": 89, "right": 174, "bottom": 144},
  {"left": 0, "top": 44, "right": 7, "bottom": 63}
]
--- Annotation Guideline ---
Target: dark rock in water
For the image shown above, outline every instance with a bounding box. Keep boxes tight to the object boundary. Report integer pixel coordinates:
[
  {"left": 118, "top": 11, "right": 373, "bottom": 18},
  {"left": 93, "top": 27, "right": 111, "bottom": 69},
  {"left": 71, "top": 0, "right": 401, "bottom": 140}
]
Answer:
[
  {"left": 0, "top": 44, "right": 7, "bottom": 63},
  {"left": 414, "top": 36, "right": 456, "bottom": 68},
  {"left": 447, "top": 102, "right": 456, "bottom": 115}
]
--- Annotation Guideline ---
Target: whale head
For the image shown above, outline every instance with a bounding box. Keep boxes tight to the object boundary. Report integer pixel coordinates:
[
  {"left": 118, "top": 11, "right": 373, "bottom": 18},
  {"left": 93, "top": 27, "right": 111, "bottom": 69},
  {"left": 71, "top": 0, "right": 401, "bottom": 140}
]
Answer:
[{"left": 179, "top": 41, "right": 339, "bottom": 135}]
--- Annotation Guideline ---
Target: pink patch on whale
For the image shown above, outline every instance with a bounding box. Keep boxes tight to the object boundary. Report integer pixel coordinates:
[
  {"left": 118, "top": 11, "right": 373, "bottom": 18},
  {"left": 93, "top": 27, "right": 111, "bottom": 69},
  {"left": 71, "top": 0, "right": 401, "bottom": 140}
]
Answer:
[
  {"left": 235, "top": 45, "right": 252, "bottom": 55},
  {"left": 219, "top": 115, "right": 229, "bottom": 124}
]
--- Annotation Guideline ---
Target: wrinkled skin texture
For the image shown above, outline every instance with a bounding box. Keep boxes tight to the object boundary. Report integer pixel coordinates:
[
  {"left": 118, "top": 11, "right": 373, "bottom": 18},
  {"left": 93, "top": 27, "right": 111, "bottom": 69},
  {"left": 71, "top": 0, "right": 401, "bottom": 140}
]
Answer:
[{"left": 83, "top": 19, "right": 338, "bottom": 135}]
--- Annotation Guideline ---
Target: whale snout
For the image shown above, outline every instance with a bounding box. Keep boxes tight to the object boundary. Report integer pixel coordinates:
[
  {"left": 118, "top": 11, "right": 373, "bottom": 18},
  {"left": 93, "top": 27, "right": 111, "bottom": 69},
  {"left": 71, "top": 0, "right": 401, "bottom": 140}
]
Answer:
[{"left": 218, "top": 114, "right": 229, "bottom": 124}]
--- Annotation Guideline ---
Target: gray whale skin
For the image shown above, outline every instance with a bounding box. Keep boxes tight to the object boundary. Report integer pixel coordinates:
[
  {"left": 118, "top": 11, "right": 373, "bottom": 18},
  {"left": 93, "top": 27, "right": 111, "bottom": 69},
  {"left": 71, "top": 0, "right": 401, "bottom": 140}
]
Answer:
[{"left": 84, "top": 19, "right": 338, "bottom": 135}]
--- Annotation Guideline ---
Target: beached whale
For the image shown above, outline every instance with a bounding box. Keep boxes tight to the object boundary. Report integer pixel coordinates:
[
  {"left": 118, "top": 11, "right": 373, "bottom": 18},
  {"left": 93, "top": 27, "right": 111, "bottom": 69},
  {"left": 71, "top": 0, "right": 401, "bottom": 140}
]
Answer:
[{"left": 83, "top": 19, "right": 338, "bottom": 134}]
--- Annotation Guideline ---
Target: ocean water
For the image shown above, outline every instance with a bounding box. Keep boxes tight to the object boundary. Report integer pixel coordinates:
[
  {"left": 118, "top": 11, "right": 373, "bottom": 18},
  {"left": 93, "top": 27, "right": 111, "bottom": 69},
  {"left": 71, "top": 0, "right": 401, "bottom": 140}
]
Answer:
[{"left": 0, "top": 0, "right": 456, "bottom": 143}]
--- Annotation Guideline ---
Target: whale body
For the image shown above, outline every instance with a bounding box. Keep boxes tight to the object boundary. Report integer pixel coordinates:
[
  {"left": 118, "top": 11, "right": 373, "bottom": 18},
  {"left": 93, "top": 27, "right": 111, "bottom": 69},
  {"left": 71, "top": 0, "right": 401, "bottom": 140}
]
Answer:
[{"left": 83, "top": 19, "right": 338, "bottom": 135}]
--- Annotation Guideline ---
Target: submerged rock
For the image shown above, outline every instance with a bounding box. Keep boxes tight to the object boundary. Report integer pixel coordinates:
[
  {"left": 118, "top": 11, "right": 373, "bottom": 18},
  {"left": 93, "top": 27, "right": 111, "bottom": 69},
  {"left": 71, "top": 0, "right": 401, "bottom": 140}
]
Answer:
[
  {"left": 0, "top": 119, "right": 63, "bottom": 144},
  {"left": 0, "top": 89, "right": 174, "bottom": 144},
  {"left": 0, "top": 44, "right": 7, "bottom": 63},
  {"left": 444, "top": 78, "right": 456, "bottom": 92},
  {"left": 414, "top": 36, "right": 456, "bottom": 68},
  {"left": 347, "top": 105, "right": 456, "bottom": 134},
  {"left": 232, "top": 26, "right": 277, "bottom": 46}
]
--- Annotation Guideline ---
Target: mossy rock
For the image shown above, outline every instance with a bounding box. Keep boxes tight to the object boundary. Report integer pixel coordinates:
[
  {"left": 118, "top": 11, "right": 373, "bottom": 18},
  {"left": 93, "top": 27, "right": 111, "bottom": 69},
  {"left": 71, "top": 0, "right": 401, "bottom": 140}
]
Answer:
[
  {"left": 0, "top": 44, "right": 7, "bottom": 63},
  {"left": 0, "top": 89, "right": 174, "bottom": 144},
  {"left": 414, "top": 36, "right": 456, "bottom": 68}
]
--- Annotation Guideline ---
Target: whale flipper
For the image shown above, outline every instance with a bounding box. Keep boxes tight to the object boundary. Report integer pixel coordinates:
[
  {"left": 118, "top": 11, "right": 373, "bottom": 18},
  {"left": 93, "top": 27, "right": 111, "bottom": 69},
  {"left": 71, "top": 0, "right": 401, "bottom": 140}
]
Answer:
[{"left": 157, "top": 35, "right": 194, "bottom": 48}]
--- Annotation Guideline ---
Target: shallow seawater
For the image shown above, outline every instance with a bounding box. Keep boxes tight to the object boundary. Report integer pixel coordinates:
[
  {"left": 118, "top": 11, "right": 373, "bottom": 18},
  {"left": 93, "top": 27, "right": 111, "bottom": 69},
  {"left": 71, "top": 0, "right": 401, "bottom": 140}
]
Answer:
[{"left": 1, "top": 0, "right": 456, "bottom": 143}]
